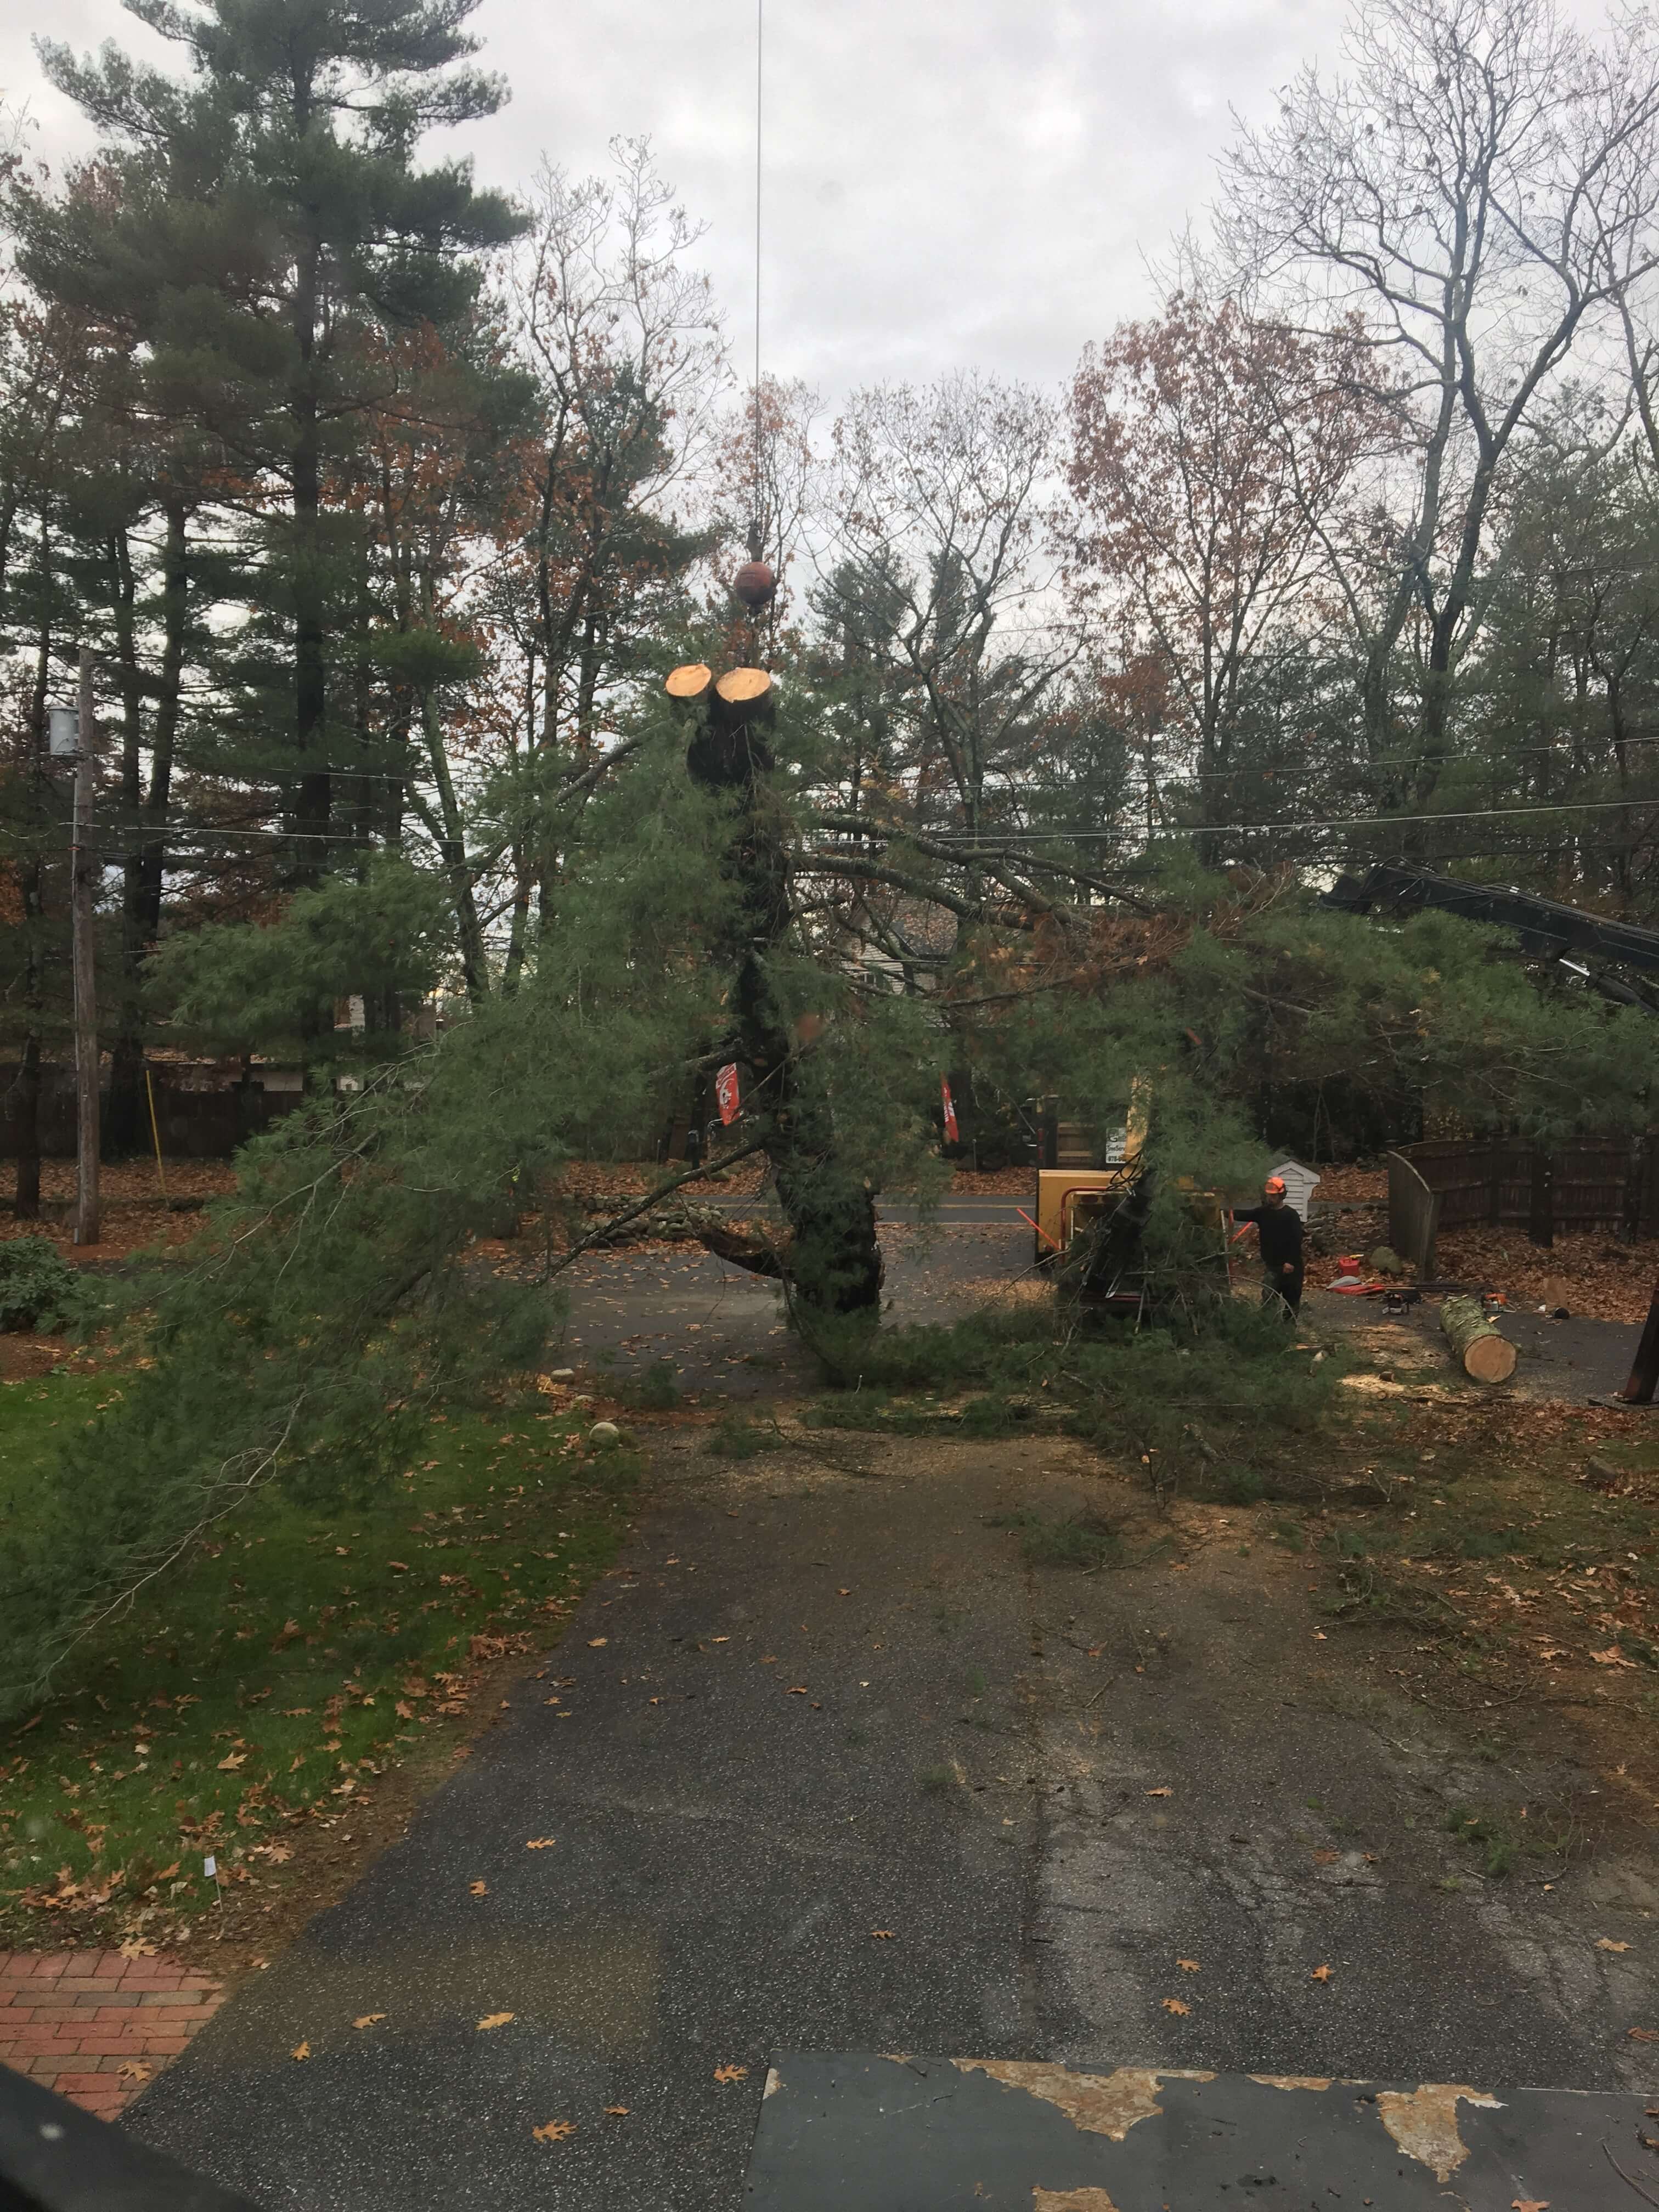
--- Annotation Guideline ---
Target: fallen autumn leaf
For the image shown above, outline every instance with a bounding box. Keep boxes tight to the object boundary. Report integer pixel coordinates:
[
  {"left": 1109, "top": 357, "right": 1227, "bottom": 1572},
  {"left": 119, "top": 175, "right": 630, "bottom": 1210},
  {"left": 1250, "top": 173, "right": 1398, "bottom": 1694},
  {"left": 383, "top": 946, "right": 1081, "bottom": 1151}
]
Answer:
[
  {"left": 1162, "top": 1997, "right": 1190, "bottom": 2015},
  {"left": 352, "top": 2015, "right": 386, "bottom": 2030},
  {"left": 1596, "top": 1939, "right": 1631, "bottom": 1953},
  {"left": 531, "top": 2120, "right": 576, "bottom": 2143},
  {"left": 714, "top": 2064, "right": 748, "bottom": 2084},
  {"left": 524, "top": 1837, "right": 557, "bottom": 1849},
  {"left": 477, "top": 2012, "right": 515, "bottom": 2030},
  {"left": 469, "top": 1881, "right": 487, "bottom": 1897},
  {"left": 290, "top": 2041, "right": 311, "bottom": 2062},
  {"left": 1177, "top": 1959, "right": 1200, "bottom": 1972},
  {"left": 1310, "top": 1965, "right": 1333, "bottom": 1983},
  {"left": 870, "top": 1929, "right": 896, "bottom": 1939},
  {"left": 1146, "top": 1786, "right": 1172, "bottom": 1797}
]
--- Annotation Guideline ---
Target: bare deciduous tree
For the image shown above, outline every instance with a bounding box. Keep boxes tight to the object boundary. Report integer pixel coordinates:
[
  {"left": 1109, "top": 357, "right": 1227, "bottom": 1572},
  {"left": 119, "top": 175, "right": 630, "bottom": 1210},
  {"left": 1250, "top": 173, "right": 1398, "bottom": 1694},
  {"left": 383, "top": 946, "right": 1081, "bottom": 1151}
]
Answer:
[
  {"left": 1068, "top": 291, "right": 1376, "bottom": 836},
  {"left": 1219, "top": 0, "right": 1659, "bottom": 798}
]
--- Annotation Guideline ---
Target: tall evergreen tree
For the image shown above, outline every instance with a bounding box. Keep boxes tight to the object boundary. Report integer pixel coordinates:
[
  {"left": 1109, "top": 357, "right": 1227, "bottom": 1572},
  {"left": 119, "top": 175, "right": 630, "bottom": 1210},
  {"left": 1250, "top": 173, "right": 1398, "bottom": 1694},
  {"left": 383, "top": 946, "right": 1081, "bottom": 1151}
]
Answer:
[{"left": 26, "top": 0, "right": 527, "bottom": 877}]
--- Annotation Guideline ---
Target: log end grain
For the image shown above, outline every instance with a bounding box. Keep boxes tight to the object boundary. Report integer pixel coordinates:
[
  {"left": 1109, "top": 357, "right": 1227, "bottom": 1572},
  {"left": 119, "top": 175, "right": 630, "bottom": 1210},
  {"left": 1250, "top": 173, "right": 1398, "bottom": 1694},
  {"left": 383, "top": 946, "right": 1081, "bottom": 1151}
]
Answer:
[
  {"left": 714, "top": 665, "right": 772, "bottom": 707},
  {"left": 1465, "top": 1331, "right": 1518, "bottom": 1383}
]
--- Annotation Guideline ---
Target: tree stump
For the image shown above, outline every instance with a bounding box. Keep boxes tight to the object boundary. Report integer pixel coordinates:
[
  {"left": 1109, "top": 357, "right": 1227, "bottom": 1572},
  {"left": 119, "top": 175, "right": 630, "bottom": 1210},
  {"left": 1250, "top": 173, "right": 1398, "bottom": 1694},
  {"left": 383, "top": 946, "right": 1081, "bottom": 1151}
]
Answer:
[
  {"left": 713, "top": 666, "right": 774, "bottom": 725},
  {"left": 1440, "top": 1294, "right": 1517, "bottom": 1384},
  {"left": 665, "top": 662, "right": 713, "bottom": 703}
]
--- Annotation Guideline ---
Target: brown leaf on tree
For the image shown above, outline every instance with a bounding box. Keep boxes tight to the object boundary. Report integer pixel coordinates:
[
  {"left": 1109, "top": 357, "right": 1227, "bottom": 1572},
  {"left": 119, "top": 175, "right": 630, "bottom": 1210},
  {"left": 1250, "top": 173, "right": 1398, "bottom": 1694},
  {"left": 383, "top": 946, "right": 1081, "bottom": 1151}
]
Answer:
[
  {"left": 290, "top": 2041, "right": 311, "bottom": 2061},
  {"left": 477, "top": 2012, "right": 515, "bottom": 2030},
  {"left": 1161, "top": 1997, "right": 1190, "bottom": 2015},
  {"left": 531, "top": 2120, "right": 576, "bottom": 2143},
  {"left": 713, "top": 2064, "right": 748, "bottom": 2083},
  {"left": 1310, "top": 1964, "right": 1333, "bottom": 1983}
]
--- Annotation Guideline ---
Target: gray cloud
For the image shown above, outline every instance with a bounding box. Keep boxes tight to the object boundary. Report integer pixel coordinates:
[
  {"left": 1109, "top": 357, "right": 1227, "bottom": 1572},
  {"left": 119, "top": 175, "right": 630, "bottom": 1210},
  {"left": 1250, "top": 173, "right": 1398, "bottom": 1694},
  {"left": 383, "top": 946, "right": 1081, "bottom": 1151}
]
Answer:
[{"left": 0, "top": 0, "right": 1615, "bottom": 399}]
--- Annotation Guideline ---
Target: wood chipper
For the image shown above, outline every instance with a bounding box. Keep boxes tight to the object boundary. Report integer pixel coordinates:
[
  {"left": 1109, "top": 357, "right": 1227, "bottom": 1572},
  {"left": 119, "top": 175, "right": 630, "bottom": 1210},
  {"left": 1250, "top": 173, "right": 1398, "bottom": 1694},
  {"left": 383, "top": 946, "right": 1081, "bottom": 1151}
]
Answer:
[{"left": 1026, "top": 1083, "right": 1232, "bottom": 1317}]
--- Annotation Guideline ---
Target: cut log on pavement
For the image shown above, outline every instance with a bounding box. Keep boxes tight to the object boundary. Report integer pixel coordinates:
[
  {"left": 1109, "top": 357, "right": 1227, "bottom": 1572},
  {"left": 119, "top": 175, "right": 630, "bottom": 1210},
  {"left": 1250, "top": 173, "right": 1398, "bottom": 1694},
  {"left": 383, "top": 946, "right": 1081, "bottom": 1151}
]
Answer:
[
  {"left": 1440, "top": 1294, "right": 1517, "bottom": 1384},
  {"left": 713, "top": 666, "right": 774, "bottom": 724},
  {"left": 665, "top": 662, "right": 713, "bottom": 703}
]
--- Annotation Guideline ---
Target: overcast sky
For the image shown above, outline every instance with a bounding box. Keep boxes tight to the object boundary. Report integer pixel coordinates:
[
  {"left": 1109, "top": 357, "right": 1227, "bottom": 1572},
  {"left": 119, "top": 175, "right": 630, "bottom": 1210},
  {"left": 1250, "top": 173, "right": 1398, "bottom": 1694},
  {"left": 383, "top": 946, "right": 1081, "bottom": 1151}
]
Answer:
[{"left": 0, "top": 0, "right": 1612, "bottom": 402}]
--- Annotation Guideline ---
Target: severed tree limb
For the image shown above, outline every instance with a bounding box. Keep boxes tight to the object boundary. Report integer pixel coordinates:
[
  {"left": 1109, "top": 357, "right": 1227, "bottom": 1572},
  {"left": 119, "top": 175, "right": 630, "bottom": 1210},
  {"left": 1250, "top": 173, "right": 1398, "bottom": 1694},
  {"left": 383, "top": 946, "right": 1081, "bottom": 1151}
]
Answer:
[
  {"left": 808, "top": 811, "right": 1149, "bottom": 909},
  {"left": 805, "top": 850, "right": 1037, "bottom": 928},
  {"left": 541, "top": 1133, "right": 771, "bottom": 1278}
]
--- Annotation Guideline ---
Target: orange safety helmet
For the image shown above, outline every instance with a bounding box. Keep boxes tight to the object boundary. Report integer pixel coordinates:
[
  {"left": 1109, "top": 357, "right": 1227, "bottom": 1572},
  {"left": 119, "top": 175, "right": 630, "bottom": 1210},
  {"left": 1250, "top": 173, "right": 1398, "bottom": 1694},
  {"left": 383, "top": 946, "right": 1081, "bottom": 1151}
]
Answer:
[{"left": 1263, "top": 1175, "right": 1287, "bottom": 1195}]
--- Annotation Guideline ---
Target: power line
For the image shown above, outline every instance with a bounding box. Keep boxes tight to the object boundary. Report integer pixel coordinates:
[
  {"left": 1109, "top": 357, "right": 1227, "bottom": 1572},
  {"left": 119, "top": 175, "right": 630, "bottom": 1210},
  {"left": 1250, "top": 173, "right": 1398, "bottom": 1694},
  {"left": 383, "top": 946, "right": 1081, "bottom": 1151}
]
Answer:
[{"left": 820, "top": 795, "right": 1659, "bottom": 847}]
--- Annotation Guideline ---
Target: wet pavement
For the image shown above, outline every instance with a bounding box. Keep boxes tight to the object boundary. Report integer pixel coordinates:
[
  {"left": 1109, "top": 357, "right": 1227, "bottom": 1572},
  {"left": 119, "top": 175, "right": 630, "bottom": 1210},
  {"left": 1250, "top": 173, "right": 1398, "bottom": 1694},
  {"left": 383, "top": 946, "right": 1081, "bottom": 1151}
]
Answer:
[
  {"left": 126, "top": 1432, "right": 1659, "bottom": 2211},
  {"left": 555, "top": 1223, "right": 1034, "bottom": 1397}
]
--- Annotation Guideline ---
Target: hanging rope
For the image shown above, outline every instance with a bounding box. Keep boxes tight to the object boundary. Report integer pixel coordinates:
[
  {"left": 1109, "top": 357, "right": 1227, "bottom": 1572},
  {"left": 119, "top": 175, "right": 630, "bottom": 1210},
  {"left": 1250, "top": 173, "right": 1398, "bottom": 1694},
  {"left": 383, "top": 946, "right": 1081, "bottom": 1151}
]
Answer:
[
  {"left": 733, "top": 0, "right": 778, "bottom": 618},
  {"left": 751, "top": 0, "right": 764, "bottom": 562}
]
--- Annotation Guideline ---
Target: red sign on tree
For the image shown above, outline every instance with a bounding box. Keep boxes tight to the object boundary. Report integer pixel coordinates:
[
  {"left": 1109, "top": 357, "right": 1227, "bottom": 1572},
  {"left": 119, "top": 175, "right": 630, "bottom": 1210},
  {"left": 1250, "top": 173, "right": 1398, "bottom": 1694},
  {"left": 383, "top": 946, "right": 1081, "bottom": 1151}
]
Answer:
[
  {"left": 941, "top": 1078, "right": 959, "bottom": 1144},
  {"left": 715, "top": 1064, "right": 742, "bottom": 1126}
]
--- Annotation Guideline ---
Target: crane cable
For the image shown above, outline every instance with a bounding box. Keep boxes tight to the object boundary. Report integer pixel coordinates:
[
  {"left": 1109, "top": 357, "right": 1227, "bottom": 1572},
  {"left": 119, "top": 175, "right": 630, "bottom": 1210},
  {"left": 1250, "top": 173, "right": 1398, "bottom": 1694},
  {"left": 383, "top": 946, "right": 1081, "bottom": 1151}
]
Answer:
[{"left": 749, "top": 0, "right": 764, "bottom": 564}]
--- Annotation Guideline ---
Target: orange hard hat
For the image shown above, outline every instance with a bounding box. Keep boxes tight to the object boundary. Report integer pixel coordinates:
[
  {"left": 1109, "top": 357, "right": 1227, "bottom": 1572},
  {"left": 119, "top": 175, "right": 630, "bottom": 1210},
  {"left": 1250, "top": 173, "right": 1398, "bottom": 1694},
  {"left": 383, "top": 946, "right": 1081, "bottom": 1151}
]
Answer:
[{"left": 1264, "top": 1175, "right": 1286, "bottom": 1194}]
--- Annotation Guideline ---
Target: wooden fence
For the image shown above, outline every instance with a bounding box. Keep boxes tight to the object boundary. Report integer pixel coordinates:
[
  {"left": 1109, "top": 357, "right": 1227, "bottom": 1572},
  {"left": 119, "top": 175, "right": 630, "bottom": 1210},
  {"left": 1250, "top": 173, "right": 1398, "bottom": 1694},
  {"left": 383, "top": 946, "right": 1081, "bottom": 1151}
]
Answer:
[
  {"left": 1386, "top": 1152, "right": 1441, "bottom": 1276},
  {"left": 0, "top": 1067, "right": 302, "bottom": 1160},
  {"left": 1398, "top": 1134, "right": 1659, "bottom": 1251}
]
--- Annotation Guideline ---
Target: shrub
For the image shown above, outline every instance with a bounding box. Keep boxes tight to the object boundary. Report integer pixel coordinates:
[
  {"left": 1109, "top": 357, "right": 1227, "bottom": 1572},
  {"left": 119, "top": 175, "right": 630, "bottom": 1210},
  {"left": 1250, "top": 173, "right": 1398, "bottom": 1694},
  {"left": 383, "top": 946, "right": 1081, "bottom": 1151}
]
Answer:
[{"left": 0, "top": 1240, "right": 100, "bottom": 1335}]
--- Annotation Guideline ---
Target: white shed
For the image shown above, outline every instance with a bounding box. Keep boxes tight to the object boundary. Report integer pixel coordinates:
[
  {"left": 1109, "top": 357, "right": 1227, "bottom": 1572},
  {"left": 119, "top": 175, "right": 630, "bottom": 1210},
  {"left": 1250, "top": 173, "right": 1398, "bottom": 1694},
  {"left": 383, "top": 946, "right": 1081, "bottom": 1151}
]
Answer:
[{"left": 1268, "top": 1156, "right": 1322, "bottom": 1221}]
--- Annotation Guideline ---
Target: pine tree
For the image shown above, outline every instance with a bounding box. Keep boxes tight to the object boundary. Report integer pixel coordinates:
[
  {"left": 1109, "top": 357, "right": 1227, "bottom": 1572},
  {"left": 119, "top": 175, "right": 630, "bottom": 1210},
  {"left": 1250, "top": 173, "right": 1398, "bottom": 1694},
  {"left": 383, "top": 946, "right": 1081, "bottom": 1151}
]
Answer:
[{"left": 28, "top": 0, "right": 527, "bottom": 877}]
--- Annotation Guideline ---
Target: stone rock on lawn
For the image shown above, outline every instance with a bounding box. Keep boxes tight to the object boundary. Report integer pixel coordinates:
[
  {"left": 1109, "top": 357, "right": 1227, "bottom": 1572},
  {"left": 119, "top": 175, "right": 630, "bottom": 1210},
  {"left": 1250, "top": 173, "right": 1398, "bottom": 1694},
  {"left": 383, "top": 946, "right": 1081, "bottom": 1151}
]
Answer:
[{"left": 588, "top": 1420, "right": 623, "bottom": 1447}]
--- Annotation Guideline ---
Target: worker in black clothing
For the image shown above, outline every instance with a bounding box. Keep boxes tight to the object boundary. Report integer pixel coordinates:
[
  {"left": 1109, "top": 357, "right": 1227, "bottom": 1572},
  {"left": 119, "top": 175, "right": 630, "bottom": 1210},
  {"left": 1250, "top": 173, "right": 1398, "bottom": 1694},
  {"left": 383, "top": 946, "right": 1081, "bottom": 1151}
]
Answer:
[{"left": 1232, "top": 1175, "right": 1305, "bottom": 1318}]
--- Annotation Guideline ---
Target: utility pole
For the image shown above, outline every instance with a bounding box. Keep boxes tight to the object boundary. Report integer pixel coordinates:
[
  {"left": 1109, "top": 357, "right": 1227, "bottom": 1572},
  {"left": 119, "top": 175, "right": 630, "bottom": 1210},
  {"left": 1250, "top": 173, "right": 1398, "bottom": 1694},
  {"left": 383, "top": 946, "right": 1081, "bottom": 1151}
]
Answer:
[{"left": 71, "top": 648, "right": 100, "bottom": 1247}]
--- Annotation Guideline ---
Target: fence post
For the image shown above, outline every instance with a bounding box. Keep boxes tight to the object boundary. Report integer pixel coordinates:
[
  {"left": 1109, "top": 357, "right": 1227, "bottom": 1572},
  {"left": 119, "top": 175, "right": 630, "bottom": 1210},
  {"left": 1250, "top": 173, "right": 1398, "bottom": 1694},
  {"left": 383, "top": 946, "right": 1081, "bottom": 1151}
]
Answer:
[
  {"left": 1387, "top": 1150, "right": 1440, "bottom": 1279},
  {"left": 1486, "top": 1138, "right": 1503, "bottom": 1226},
  {"left": 1038, "top": 1097, "right": 1058, "bottom": 1171},
  {"left": 1528, "top": 1150, "right": 1554, "bottom": 1249}
]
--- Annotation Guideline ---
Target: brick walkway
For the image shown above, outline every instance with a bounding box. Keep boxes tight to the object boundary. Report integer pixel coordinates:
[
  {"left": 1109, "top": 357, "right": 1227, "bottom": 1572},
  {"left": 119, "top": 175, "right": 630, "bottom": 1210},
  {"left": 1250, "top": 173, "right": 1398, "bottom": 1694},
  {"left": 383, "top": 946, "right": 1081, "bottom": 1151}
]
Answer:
[{"left": 0, "top": 1951, "right": 225, "bottom": 2122}]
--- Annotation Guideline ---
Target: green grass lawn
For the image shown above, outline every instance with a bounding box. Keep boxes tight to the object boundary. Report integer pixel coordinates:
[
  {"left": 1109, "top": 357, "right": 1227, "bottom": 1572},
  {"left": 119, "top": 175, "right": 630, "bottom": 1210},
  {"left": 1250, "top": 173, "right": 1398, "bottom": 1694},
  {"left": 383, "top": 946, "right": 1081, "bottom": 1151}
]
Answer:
[{"left": 0, "top": 1368, "right": 636, "bottom": 1948}]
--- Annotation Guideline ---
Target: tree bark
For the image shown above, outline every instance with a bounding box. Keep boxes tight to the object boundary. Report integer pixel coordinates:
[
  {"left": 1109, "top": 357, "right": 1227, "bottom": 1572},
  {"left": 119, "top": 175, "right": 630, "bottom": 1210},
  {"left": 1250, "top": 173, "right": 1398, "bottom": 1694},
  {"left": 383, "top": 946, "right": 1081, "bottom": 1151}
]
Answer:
[
  {"left": 672, "top": 668, "right": 883, "bottom": 1322},
  {"left": 290, "top": 194, "right": 330, "bottom": 876},
  {"left": 1440, "top": 1295, "right": 1517, "bottom": 1384}
]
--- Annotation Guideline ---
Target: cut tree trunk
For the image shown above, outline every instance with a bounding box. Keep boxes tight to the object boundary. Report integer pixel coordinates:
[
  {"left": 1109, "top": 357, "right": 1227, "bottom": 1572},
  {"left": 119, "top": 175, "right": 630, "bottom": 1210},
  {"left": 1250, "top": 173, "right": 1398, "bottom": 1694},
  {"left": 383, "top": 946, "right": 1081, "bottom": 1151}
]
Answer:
[
  {"left": 668, "top": 658, "right": 881, "bottom": 1322},
  {"left": 665, "top": 663, "right": 714, "bottom": 703},
  {"left": 713, "top": 667, "right": 773, "bottom": 722},
  {"left": 1440, "top": 1295, "right": 1517, "bottom": 1384}
]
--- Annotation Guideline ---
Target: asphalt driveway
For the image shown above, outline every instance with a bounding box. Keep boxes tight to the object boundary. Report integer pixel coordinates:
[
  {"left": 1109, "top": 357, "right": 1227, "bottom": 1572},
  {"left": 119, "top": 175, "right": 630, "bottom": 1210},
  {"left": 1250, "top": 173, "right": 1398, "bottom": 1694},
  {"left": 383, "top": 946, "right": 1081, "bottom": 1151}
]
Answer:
[{"left": 125, "top": 1430, "right": 1658, "bottom": 2210}]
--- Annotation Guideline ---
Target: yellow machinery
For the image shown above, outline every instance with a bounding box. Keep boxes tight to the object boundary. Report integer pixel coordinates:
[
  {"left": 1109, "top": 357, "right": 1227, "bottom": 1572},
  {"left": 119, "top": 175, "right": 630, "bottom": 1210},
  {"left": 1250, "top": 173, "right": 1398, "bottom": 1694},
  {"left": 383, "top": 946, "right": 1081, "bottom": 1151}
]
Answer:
[
  {"left": 1029, "top": 1078, "right": 1149, "bottom": 1267},
  {"left": 1028, "top": 1083, "right": 1231, "bottom": 1311}
]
